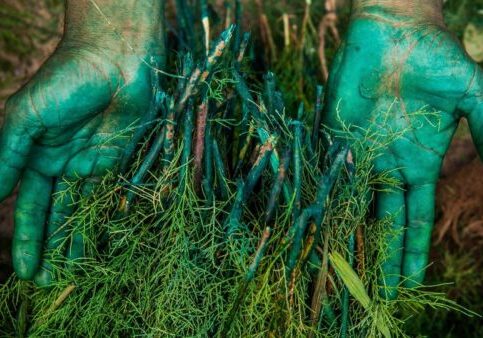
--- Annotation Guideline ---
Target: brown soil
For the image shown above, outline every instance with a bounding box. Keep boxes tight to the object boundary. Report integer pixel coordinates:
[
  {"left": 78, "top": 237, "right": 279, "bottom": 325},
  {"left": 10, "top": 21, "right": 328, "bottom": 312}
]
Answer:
[{"left": 436, "top": 141, "right": 483, "bottom": 249}]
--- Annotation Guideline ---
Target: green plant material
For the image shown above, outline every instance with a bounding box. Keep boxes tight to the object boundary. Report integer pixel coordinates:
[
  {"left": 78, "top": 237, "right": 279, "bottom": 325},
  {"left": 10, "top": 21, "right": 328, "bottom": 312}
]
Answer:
[
  {"left": 243, "top": 137, "right": 275, "bottom": 199},
  {"left": 330, "top": 250, "right": 394, "bottom": 338},
  {"left": 309, "top": 232, "right": 331, "bottom": 335},
  {"left": 340, "top": 150, "right": 357, "bottom": 338},
  {"left": 0, "top": 2, "right": 479, "bottom": 337},
  {"left": 120, "top": 64, "right": 163, "bottom": 173},
  {"left": 224, "top": 179, "right": 245, "bottom": 237},
  {"left": 285, "top": 143, "right": 348, "bottom": 278},
  {"left": 161, "top": 97, "right": 176, "bottom": 170},
  {"left": 233, "top": 0, "right": 243, "bottom": 53},
  {"left": 257, "top": 127, "right": 293, "bottom": 204},
  {"left": 329, "top": 251, "right": 371, "bottom": 312},
  {"left": 340, "top": 233, "right": 356, "bottom": 338},
  {"left": 311, "top": 85, "right": 324, "bottom": 148},
  {"left": 201, "top": 0, "right": 210, "bottom": 55},
  {"left": 174, "top": 0, "right": 195, "bottom": 50},
  {"left": 220, "top": 227, "right": 271, "bottom": 337},
  {"left": 203, "top": 113, "right": 214, "bottom": 198},
  {"left": 234, "top": 121, "right": 254, "bottom": 175},
  {"left": 45, "top": 284, "right": 76, "bottom": 316},
  {"left": 176, "top": 24, "right": 235, "bottom": 114},
  {"left": 16, "top": 296, "right": 28, "bottom": 338},
  {"left": 212, "top": 139, "right": 230, "bottom": 200},
  {"left": 121, "top": 106, "right": 167, "bottom": 213},
  {"left": 236, "top": 32, "right": 251, "bottom": 64},
  {"left": 264, "top": 72, "right": 278, "bottom": 117},
  {"left": 292, "top": 103, "right": 304, "bottom": 221},
  {"left": 179, "top": 99, "right": 194, "bottom": 192},
  {"left": 194, "top": 97, "right": 209, "bottom": 190},
  {"left": 265, "top": 147, "right": 291, "bottom": 224}
]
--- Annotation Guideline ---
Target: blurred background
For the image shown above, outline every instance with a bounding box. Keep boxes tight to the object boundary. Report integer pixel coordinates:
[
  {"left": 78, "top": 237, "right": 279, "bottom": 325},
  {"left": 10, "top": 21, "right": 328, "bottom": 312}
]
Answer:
[{"left": 0, "top": 0, "right": 482, "bottom": 336}]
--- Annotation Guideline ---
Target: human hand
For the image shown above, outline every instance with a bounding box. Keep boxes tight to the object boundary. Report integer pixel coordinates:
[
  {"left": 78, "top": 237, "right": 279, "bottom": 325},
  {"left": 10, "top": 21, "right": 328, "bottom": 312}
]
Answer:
[
  {"left": 0, "top": 0, "right": 164, "bottom": 285},
  {"left": 324, "top": 0, "right": 482, "bottom": 298}
]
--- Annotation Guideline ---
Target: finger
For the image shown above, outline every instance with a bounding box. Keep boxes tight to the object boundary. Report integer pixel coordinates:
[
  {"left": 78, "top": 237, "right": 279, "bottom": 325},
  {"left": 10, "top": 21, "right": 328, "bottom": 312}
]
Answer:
[
  {"left": 64, "top": 145, "right": 123, "bottom": 179},
  {"left": 66, "top": 179, "right": 98, "bottom": 262},
  {"left": 376, "top": 184, "right": 406, "bottom": 300},
  {"left": 0, "top": 100, "right": 36, "bottom": 200},
  {"left": 34, "top": 178, "right": 77, "bottom": 287},
  {"left": 402, "top": 183, "right": 436, "bottom": 288},
  {"left": 457, "top": 65, "right": 483, "bottom": 157},
  {"left": 12, "top": 169, "right": 53, "bottom": 280}
]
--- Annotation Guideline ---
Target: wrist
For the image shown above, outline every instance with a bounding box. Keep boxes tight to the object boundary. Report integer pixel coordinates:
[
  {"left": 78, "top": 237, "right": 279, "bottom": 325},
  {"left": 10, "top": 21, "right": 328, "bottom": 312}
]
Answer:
[
  {"left": 351, "top": 0, "right": 445, "bottom": 26},
  {"left": 62, "top": 0, "right": 164, "bottom": 55}
]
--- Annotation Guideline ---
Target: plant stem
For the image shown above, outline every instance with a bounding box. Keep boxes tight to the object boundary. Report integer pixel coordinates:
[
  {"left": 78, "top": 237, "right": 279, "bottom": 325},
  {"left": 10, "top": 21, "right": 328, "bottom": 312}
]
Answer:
[
  {"left": 193, "top": 97, "right": 209, "bottom": 191},
  {"left": 292, "top": 103, "right": 304, "bottom": 221},
  {"left": 219, "top": 227, "right": 271, "bottom": 337},
  {"left": 178, "top": 99, "right": 194, "bottom": 193},
  {"left": 311, "top": 85, "right": 324, "bottom": 148},
  {"left": 213, "top": 139, "right": 230, "bottom": 200},
  {"left": 265, "top": 147, "right": 291, "bottom": 224},
  {"left": 201, "top": 0, "right": 210, "bottom": 56}
]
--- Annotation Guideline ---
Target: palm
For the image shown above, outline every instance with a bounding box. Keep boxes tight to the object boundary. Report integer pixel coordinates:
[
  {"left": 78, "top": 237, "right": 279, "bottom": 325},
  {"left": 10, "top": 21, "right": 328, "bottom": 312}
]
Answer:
[
  {"left": 325, "top": 17, "right": 483, "bottom": 298},
  {"left": 0, "top": 44, "right": 154, "bottom": 283},
  {"left": 19, "top": 49, "right": 151, "bottom": 177}
]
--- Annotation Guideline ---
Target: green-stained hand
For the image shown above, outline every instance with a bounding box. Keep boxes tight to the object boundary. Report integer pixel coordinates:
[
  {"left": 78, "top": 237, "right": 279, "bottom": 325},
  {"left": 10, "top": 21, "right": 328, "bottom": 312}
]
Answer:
[
  {"left": 324, "top": 0, "right": 482, "bottom": 298},
  {"left": 0, "top": 0, "right": 164, "bottom": 285}
]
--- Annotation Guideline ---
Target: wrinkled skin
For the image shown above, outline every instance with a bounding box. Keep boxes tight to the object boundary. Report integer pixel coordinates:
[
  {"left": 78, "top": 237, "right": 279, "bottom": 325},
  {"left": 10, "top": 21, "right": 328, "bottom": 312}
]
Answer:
[
  {"left": 324, "top": 0, "right": 483, "bottom": 298},
  {"left": 0, "top": 0, "right": 164, "bottom": 285}
]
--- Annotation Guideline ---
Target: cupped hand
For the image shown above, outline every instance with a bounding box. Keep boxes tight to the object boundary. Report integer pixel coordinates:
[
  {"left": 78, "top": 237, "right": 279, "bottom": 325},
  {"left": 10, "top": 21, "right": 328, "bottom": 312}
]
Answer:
[
  {"left": 0, "top": 9, "right": 162, "bottom": 284},
  {"left": 324, "top": 4, "right": 482, "bottom": 298}
]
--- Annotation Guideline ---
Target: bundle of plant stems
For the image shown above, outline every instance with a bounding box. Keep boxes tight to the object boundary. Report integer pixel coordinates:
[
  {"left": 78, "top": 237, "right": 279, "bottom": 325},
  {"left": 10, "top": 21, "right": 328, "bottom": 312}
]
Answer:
[{"left": 0, "top": 1, "right": 475, "bottom": 337}]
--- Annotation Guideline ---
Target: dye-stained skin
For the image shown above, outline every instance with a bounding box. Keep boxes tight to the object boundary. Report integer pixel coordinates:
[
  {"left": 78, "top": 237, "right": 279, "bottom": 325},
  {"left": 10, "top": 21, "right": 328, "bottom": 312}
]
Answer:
[
  {"left": 0, "top": 0, "right": 165, "bottom": 285},
  {"left": 324, "top": 0, "right": 483, "bottom": 298}
]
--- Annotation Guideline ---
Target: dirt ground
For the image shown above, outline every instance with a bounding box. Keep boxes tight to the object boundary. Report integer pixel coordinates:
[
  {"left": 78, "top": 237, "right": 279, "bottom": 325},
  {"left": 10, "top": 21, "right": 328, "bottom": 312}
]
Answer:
[{"left": 437, "top": 140, "right": 483, "bottom": 248}]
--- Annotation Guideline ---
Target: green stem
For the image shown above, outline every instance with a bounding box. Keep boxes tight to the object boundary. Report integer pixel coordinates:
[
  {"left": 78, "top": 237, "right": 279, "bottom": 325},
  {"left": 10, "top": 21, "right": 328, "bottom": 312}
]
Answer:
[
  {"left": 226, "top": 137, "right": 274, "bottom": 236},
  {"left": 120, "top": 67, "right": 163, "bottom": 173},
  {"left": 174, "top": 0, "right": 194, "bottom": 50},
  {"left": 204, "top": 115, "right": 214, "bottom": 196},
  {"left": 242, "top": 137, "right": 275, "bottom": 199},
  {"left": 292, "top": 103, "right": 304, "bottom": 221},
  {"left": 201, "top": 0, "right": 210, "bottom": 56},
  {"left": 286, "top": 206, "right": 317, "bottom": 277},
  {"left": 236, "top": 32, "right": 251, "bottom": 64},
  {"left": 225, "top": 180, "right": 245, "bottom": 236},
  {"left": 121, "top": 102, "right": 174, "bottom": 212},
  {"left": 177, "top": 25, "right": 235, "bottom": 114},
  {"left": 161, "top": 98, "right": 176, "bottom": 170},
  {"left": 264, "top": 72, "right": 277, "bottom": 116},
  {"left": 311, "top": 85, "right": 324, "bottom": 148},
  {"left": 178, "top": 99, "right": 194, "bottom": 193},
  {"left": 265, "top": 147, "right": 291, "bottom": 224},
  {"left": 341, "top": 150, "right": 357, "bottom": 338},
  {"left": 234, "top": 0, "right": 243, "bottom": 53},
  {"left": 176, "top": 53, "right": 194, "bottom": 101},
  {"left": 340, "top": 233, "right": 355, "bottom": 338},
  {"left": 285, "top": 144, "right": 349, "bottom": 278},
  {"left": 213, "top": 139, "right": 230, "bottom": 200},
  {"left": 219, "top": 227, "right": 271, "bottom": 337}
]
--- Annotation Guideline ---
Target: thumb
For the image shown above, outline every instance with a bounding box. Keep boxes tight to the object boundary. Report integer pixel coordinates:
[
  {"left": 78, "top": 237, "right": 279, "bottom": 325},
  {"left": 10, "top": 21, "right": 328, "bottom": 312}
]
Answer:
[
  {"left": 457, "top": 63, "right": 483, "bottom": 158},
  {"left": 0, "top": 93, "right": 39, "bottom": 200}
]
